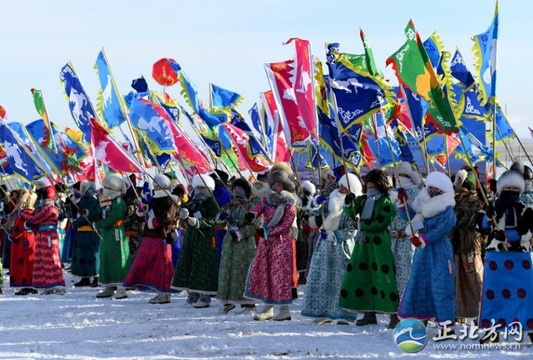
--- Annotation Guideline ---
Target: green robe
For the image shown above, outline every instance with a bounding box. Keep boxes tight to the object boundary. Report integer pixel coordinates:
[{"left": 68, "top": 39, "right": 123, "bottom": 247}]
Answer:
[
  {"left": 339, "top": 194, "right": 399, "bottom": 313},
  {"left": 94, "top": 196, "right": 132, "bottom": 285},
  {"left": 172, "top": 196, "right": 219, "bottom": 294}
]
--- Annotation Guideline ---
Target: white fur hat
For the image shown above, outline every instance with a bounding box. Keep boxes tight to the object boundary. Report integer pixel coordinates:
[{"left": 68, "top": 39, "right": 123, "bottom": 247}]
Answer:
[
  {"left": 338, "top": 173, "right": 363, "bottom": 196},
  {"left": 192, "top": 174, "right": 215, "bottom": 191},
  {"left": 153, "top": 174, "right": 172, "bottom": 191},
  {"left": 425, "top": 171, "right": 454, "bottom": 194},
  {"left": 454, "top": 169, "right": 468, "bottom": 187},
  {"left": 301, "top": 180, "right": 316, "bottom": 195},
  {"left": 322, "top": 169, "right": 335, "bottom": 180},
  {"left": 103, "top": 174, "right": 125, "bottom": 192},
  {"left": 497, "top": 170, "right": 525, "bottom": 195},
  {"left": 396, "top": 161, "right": 422, "bottom": 187}
]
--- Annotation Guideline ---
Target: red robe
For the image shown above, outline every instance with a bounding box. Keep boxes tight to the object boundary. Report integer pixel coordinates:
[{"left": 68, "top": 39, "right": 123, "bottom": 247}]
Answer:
[{"left": 9, "top": 213, "right": 36, "bottom": 287}]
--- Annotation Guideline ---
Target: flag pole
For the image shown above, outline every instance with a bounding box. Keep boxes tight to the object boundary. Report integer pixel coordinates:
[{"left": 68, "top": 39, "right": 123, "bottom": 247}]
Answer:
[{"left": 100, "top": 48, "right": 148, "bottom": 169}]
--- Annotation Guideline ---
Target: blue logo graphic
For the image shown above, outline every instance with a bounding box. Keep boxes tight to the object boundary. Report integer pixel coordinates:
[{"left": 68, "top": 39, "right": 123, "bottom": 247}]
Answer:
[{"left": 393, "top": 318, "right": 428, "bottom": 353}]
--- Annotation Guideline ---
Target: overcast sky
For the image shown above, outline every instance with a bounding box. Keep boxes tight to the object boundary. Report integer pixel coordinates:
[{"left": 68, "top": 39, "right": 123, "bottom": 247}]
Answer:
[{"left": 0, "top": 0, "right": 529, "bottom": 141}]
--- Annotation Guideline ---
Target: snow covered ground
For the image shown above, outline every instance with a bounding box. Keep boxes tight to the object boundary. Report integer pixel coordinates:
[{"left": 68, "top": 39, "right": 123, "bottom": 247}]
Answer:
[{"left": 1, "top": 270, "right": 532, "bottom": 359}]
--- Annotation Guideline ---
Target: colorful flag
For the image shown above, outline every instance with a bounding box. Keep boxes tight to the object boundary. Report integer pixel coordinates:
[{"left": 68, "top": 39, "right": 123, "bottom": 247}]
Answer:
[
  {"left": 264, "top": 60, "right": 311, "bottom": 147},
  {"left": 284, "top": 37, "right": 318, "bottom": 140},
  {"left": 494, "top": 104, "right": 515, "bottom": 142},
  {"left": 450, "top": 49, "right": 476, "bottom": 90},
  {"left": 129, "top": 97, "right": 177, "bottom": 155},
  {"left": 60, "top": 63, "right": 99, "bottom": 142},
  {"left": 30, "top": 89, "right": 55, "bottom": 152},
  {"left": 423, "top": 32, "right": 444, "bottom": 69},
  {"left": 387, "top": 20, "right": 459, "bottom": 134},
  {"left": 0, "top": 119, "right": 45, "bottom": 182},
  {"left": 89, "top": 118, "right": 144, "bottom": 173},
  {"left": 220, "top": 123, "right": 270, "bottom": 173},
  {"left": 461, "top": 88, "right": 490, "bottom": 121},
  {"left": 153, "top": 91, "right": 181, "bottom": 123},
  {"left": 360, "top": 28, "right": 379, "bottom": 77},
  {"left": 178, "top": 70, "right": 201, "bottom": 113},
  {"left": 261, "top": 90, "right": 290, "bottom": 162},
  {"left": 472, "top": 1, "right": 499, "bottom": 105},
  {"left": 327, "top": 43, "right": 390, "bottom": 131},
  {"left": 210, "top": 83, "right": 243, "bottom": 109},
  {"left": 25, "top": 119, "right": 63, "bottom": 175},
  {"left": 94, "top": 49, "right": 127, "bottom": 128}
]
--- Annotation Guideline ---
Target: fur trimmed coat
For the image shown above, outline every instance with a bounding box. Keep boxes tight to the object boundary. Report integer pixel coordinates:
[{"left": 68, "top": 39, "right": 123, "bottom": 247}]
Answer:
[{"left": 398, "top": 188, "right": 457, "bottom": 323}]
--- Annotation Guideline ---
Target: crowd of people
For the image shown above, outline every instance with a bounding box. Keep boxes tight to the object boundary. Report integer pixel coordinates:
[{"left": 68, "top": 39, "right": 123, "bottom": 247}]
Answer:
[{"left": 1, "top": 160, "right": 532, "bottom": 344}]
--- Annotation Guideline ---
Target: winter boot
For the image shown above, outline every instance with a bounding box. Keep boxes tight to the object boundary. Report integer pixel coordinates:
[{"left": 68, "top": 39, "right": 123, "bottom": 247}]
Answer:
[
  {"left": 149, "top": 293, "right": 163, "bottom": 304},
  {"left": 355, "top": 312, "right": 377, "bottom": 326},
  {"left": 74, "top": 277, "right": 91, "bottom": 287},
  {"left": 151, "top": 293, "right": 171, "bottom": 304},
  {"left": 388, "top": 314, "right": 400, "bottom": 329},
  {"left": 113, "top": 286, "right": 128, "bottom": 299},
  {"left": 273, "top": 305, "right": 291, "bottom": 321},
  {"left": 90, "top": 277, "right": 99, "bottom": 288},
  {"left": 253, "top": 305, "right": 274, "bottom": 321},
  {"left": 193, "top": 294, "right": 211, "bottom": 308},
  {"left": 96, "top": 286, "right": 116, "bottom": 298},
  {"left": 186, "top": 292, "right": 200, "bottom": 304}
]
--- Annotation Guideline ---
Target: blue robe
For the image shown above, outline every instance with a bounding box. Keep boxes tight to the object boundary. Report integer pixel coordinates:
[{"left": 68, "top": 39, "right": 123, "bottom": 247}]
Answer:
[{"left": 398, "top": 206, "right": 456, "bottom": 323}]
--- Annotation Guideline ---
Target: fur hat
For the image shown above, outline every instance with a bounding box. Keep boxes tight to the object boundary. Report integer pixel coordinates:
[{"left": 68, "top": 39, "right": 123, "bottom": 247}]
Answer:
[
  {"left": 231, "top": 178, "right": 251, "bottom": 198},
  {"left": 510, "top": 161, "right": 525, "bottom": 175},
  {"left": 454, "top": 169, "right": 476, "bottom": 191},
  {"left": 338, "top": 173, "right": 362, "bottom": 196},
  {"left": 497, "top": 170, "right": 525, "bottom": 195},
  {"left": 268, "top": 162, "right": 296, "bottom": 192},
  {"left": 364, "top": 169, "right": 391, "bottom": 194},
  {"left": 103, "top": 174, "right": 125, "bottom": 192},
  {"left": 396, "top": 161, "right": 422, "bottom": 188},
  {"left": 153, "top": 174, "right": 172, "bottom": 191},
  {"left": 301, "top": 180, "right": 316, "bottom": 195},
  {"left": 80, "top": 180, "right": 94, "bottom": 195},
  {"left": 524, "top": 166, "right": 532, "bottom": 181},
  {"left": 425, "top": 171, "right": 454, "bottom": 194},
  {"left": 321, "top": 168, "right": 335, "bottom": 180},
  {"left": 192, "top": 174, "right": 215, "bottom": 191}
]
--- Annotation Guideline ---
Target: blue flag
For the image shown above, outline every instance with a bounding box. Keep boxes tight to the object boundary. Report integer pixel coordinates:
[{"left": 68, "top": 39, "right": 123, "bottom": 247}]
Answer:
[
  {"left": 495, "top": 104, "right": 515, "bottom": 142},
  {"left": 94, "top": 50, "right": 127, "bottom": 128},
  {"left": 60, "top": 63, "right": 98, "bottom": 142},
  {"left": 210, "top": 83, "right": 243, "bottom": 109},
  {"left": 450, "top": 49, "right": 476, "bottom": 90},
  {"left": 0, "top": 120, "right": 45, "bottom": 182}
]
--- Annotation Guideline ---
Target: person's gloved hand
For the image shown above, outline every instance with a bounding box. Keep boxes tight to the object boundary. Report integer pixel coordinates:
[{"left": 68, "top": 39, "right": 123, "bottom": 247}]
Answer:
[
  {"left": 187, "top": 217, "right": 199, "bottom": 228},
  {"left": 179, "top": 208, "right": 189, "bottom": 219},
  {"left": 485, "top": 205, "right": 495, "bottom": 219},
  {"left": 505, "top": 229, "right": 521, "bottom": 242},
  {"left": 218, "top": 212, "right": 229, "bottom": 221},
  {"left": 410, "top": 235, "right": 427, "bottom": 248},
  {"left": 320, "top": 229, "right": 328, "bottom": 240},
  {"left": 315, "top": 195, "right": 327, "bottom": 205},
  {"left": 397, "top": 188, "right": 408, "bottom": 204},
  {"left": 228, "top": 229, "right": 238, "bottom": 240},
  {"left": 256, "top": 228, "right": 265, "bottom": 238},
  {"left": 494, "top": 230, "right": 506, "bottom": 242},
  {"left": 344, "top": 193, "right": 356, "bottom": 205},
  {"left": 245, "top": 212, "right": 255, "bottom": 224}
]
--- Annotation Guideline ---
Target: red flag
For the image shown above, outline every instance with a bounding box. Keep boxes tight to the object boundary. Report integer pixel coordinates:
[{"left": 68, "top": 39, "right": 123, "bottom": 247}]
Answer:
[
  {"left": 166, "top": 119, "right": 213, "bottom": 177},
  {"left": 221, "top": 123, "right": 270, "bottom": 173},
  {"left": 89, "top": 118, "right": 144, "bottom": 173},
  {"left": 261, "top": 91, "right": 291, "bottom": 163},
  {"left": 284, "top": 38, "right": 317, "bottom": 140},
  {"left": 265, "top": 60, "right": 311, "bottom": 147}
]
